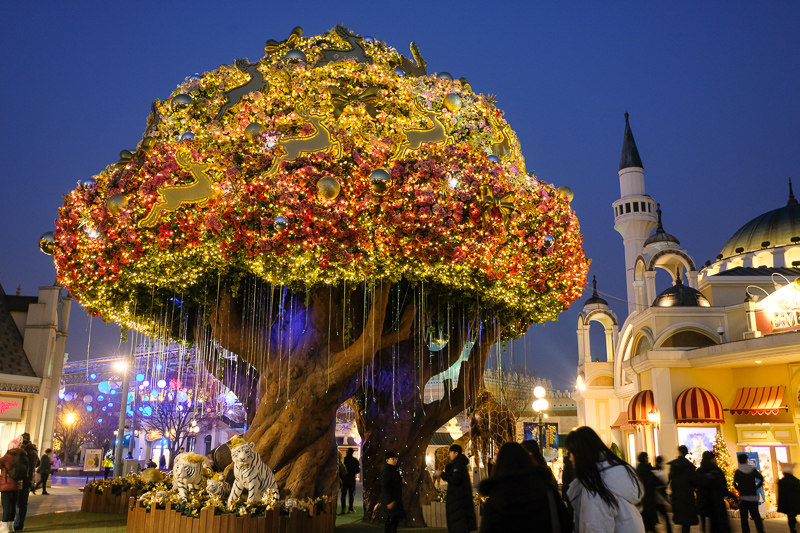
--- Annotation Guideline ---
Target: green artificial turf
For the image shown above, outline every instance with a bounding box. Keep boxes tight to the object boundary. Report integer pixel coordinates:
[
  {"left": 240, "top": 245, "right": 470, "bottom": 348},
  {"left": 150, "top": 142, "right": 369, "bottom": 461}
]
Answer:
[{"left": 25, "top": 511, "right": 126, "bottom": 532}]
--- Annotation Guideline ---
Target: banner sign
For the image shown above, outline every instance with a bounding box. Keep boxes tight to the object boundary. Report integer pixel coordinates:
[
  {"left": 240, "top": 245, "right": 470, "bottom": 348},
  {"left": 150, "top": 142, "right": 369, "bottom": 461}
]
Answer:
[
  {"left": 524, "top": 422, "right": 559, "bottom": 463},
  {"left": 754, "top": 279, "right": 800, "bottom": 335},
  {"left": 84, "top": 448, "right": 103, "bottom": 472},
  {"left": 0, "top": 396, "right": 24, "bottom": 421}
]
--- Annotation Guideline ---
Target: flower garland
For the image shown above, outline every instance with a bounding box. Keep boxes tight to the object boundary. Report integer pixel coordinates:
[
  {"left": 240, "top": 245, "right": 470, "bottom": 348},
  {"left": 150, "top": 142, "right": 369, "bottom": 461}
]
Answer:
[{"left": 52, "top": 26, "right": 589, "bottom": 341}]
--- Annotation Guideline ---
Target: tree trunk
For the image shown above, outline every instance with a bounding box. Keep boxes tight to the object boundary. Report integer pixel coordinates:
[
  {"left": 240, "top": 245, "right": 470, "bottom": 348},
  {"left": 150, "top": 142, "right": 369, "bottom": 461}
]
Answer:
[
  {"left": 353, "top": 320, "right": 502, "bottom": 525},
  {"left": 209, "top": 282, "right": 415, "bottom": 499}
]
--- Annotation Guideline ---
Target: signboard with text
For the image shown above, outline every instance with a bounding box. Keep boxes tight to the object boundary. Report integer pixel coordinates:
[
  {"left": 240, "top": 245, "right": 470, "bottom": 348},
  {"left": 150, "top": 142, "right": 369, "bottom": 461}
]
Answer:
[
  {"left": 524, "top": 422, "right": 559, "bottom": 463},
  {"left": 0, "top": 396, "right": 24, "bottom": 422},
  {"left": 84, "top": 448, "right": 103, "bottom": 472},
  {"left": 754, "top": 279, "right": 800, "bottom": 335}
]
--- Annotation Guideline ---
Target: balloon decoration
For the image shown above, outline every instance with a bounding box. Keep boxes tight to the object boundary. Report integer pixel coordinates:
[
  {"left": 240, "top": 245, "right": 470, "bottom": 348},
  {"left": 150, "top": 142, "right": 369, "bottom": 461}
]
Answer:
[{"left": 49, "top": 25, "right": 587, "bottom": 342}]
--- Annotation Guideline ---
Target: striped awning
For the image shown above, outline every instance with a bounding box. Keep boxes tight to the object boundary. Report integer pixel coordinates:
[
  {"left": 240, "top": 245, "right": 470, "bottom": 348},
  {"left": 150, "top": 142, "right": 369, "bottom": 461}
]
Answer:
[
  {"left": 627, "top": 390, "right": 656, "bottom": 425},
  {"left": 675, "top": 387, "right": 724, "bottom": 423},
  {"left": 729, "top": 386, "right": 786, "bottom": 415}
]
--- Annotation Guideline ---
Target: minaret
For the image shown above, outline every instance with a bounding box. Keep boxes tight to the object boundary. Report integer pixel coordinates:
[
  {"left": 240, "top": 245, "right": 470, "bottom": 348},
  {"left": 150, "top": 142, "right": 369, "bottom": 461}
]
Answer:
[{"left": 612, "top": 113, "right": 657, "bottom": 315}]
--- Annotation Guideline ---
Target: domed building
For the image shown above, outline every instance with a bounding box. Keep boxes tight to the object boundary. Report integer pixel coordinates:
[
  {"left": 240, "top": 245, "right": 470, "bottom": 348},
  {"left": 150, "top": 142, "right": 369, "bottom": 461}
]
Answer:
[{"left": 573, "top": 114, "right": 800, "bottom": 510}]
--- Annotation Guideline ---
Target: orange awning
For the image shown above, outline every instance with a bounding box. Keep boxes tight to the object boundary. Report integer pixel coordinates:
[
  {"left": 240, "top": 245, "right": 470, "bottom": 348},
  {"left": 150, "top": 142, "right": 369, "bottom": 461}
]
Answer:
[
  {"left": 611, "top": 411, "right": 633, "bottom": 429},
  {"left": 675, "top": 387, "right": 724, "bottom": 423},
  {"left": 627, "top": 390, "right": 656, "bottom": 425},
  {"left": 729, "top": 386, "right": 786, "bottom": 415}
]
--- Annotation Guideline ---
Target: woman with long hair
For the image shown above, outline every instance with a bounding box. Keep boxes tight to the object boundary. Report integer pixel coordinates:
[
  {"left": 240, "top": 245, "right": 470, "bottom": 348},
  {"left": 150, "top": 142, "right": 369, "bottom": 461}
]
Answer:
[
  {"left": 479, "top": 441, "right": 571, "bottom": 533},
  {"left": 564, "top": 426, "right": 644, "bottom": 532}
]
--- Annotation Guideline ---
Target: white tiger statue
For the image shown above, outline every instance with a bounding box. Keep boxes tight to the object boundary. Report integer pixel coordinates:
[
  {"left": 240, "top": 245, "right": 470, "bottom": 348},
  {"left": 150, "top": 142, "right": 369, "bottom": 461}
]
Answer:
[
  {"left": 172, "top": 452, "right": 206, "bottom": 498},
  {"left": 206, "top": 472, "right": 231, "bottom": 500},
  {"left": 227, "top": 435, "right": 278, "bottom": 505}
]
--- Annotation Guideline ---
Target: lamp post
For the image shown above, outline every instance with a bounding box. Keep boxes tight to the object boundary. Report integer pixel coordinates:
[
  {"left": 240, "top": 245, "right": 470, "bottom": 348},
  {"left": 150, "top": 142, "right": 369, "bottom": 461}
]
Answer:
[
  {"left": 113, "top": 358, "right": 132, "bottom": 477},
  {"left": 532, "top": 386, "right": 549, "bottom": 455},
  {"left": 188, "top": 420, "right": 200, "bottom": 451}
]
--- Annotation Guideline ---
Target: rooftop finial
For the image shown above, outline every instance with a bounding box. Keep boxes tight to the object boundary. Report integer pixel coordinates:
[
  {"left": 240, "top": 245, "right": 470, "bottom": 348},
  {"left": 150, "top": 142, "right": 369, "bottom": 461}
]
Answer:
[
  {"left": 619, "top": 112, "right": 643, "bottom": 171},
  {"left": 592, "top": 275, "right": 598, "bottom": 296},
  {"left": 675, "top": 267, "right": 683, "bottom": 285},
  {"left": 789, "top": 177, "right": 798, "bottom": 206},
  {"left": 656, "top": 203, "right": 663, "bottom": 228},
  {"left": 624, "top": 111, "right": 629, "bottom": 122}
]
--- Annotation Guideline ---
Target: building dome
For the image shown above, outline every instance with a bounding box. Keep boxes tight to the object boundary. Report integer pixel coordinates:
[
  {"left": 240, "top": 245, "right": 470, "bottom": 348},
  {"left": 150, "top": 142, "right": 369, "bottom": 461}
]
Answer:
[
  {"left": 644, "top": 203, "right": 680, "bottom": 247},
  {"left": 719, "top": 181, "right": 800, "bottom": 259},
  {"left": 584, "top": 275, "right": 608, "bottom": 307},
  {"left": 652, "top": 277, "right": 710, "bottom": 308}
]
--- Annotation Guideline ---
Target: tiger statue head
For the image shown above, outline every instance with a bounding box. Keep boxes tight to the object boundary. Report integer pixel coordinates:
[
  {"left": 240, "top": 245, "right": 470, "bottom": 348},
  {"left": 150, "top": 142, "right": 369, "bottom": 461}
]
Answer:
[
  {"left": 230, "top": 436, "right": 258, "bottom": 468},
  {"left": 206, "top": 472, "right": 230, "bottom": 499}
]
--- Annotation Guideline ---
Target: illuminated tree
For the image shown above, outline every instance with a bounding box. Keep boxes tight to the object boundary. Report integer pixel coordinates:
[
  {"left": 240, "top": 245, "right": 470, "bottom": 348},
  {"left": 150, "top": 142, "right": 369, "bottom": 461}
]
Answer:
[
  {"left": 49, "top": 25, "right": 588, "bottom": 519},
  {"left": 713, "top": 432, "right": 736, "bottom": 495}
]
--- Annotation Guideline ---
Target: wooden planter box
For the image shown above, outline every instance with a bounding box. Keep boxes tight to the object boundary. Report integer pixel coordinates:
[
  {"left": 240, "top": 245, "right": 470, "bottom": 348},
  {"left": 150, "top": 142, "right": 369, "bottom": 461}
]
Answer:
[
  {"left": 421, "top": 501, "right": 481, "bottom": 528},
  {"left": 81, "top": 485, "right": 144, "bottom": 514},
  {"left": 126, "top": 498, "right": 336, "bottom": 533}
]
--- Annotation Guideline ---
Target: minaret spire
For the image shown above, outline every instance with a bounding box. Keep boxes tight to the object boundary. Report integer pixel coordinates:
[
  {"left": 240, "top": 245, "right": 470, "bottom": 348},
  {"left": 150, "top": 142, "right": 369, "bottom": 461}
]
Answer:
[{"left": 619, "top": 112, "right": 644, "bottom": 171}]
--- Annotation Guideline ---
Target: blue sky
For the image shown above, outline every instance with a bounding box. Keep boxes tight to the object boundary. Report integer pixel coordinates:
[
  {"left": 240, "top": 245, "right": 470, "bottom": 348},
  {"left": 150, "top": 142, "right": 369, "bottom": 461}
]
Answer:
[{"left": 2, "top": 1, "right": 799, "bottom": 389}]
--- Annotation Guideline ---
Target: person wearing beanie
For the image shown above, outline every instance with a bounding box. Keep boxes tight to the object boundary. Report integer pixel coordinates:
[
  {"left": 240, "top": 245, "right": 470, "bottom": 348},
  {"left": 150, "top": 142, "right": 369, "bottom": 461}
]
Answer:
[
  {"left": 380, "top": 451, "right": 404, "bottom": 533},
  {"left": 435, "top": 444, "right": 476, "bottom": 533},
  {"left": 778, "top": 462, "right": 800, "bottom": 533},
  {"left": 734, "top": 453, "right": 765, "bottom": 533},
  {"left": 0, "top": 438, "right": 27, "bottom": 533}
]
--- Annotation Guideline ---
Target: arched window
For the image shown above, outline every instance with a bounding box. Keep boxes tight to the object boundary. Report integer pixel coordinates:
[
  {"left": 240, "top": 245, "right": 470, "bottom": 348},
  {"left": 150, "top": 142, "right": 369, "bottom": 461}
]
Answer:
[
  {"left": 659, "top": 330, "right": 716, "bottom": 348},
  {"left": 632, "top": 335, "right": 651, "bottom": 356}
]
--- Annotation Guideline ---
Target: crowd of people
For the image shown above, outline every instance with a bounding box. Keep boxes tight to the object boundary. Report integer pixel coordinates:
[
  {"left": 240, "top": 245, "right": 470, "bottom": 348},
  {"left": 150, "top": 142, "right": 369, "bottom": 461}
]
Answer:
[
  {"left": 0, "top": 433, "right": 55, "bottom": 532},
  {"left": 371, "top": 426, "right": 800, "bottom": 533}
]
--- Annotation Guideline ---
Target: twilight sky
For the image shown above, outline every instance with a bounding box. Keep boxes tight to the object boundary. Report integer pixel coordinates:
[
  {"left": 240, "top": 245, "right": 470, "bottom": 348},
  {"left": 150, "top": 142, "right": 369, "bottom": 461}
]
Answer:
[{"left": 1, "top": 1, "right": 799, "bottom": 390}]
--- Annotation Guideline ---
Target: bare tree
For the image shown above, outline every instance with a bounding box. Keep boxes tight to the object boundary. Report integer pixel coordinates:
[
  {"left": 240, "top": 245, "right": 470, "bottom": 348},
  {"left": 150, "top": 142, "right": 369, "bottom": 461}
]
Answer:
[{"left": 138, "top": 401, "right": 206, "bottom": 468}]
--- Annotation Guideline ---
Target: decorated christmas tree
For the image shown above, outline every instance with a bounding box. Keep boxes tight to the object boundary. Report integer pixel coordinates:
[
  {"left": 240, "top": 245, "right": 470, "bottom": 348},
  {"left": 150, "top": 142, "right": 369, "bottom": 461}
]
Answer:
[{"left": 713, "top": 432, "right": 736, "bottom": 495}]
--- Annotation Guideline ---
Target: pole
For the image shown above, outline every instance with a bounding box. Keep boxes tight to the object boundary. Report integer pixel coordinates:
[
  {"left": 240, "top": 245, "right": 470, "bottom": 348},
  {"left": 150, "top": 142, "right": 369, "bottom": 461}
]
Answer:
[{"left": 113, "top": 356, "right": 132, "bottom": 477}]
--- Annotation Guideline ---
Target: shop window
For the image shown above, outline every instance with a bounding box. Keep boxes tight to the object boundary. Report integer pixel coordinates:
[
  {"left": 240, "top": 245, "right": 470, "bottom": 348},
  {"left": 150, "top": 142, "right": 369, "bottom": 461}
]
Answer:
[{"left": 677, "top": 427, "right": 718, "bottom": 467}]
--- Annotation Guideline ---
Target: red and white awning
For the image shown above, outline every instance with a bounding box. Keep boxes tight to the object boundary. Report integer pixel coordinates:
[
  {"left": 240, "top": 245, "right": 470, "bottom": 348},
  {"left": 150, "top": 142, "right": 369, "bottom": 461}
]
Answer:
[
  {"left": 675, "top": 387, "right": 724, "bottom": 423},
  {"left": 729, "top": 386, "right": 785, "bottom": 415},
  {"left": 627, "top": 390, "right": 656, "bottom": 425}
]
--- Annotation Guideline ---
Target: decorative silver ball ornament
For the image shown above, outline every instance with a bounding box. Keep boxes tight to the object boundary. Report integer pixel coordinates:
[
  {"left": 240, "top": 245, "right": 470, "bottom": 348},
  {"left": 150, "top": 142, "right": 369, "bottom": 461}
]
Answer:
[
  {"left": 244, "top": 123, "right": 265, "bottom": 142},
  {"left": 363, "top": 36, "right": 375, "bottom": 43},
  {"left": 284, "top": 49, "right": 307, "bottom": 62},
  {"left": 171, "top": 94, "right": 192, "bottom": 109},
  {"left": 180, "top": 132, "right": 195, "bottom": 141},
  {"left": 437, "top": 72, "right": 454, "bottom": 81},
  {"left": 317, "top": 176, "right": 341, "bottom": 200},
  {"left": 393, "top": 68, "right": 405, "bottom": 77},
  {"left": 39, "top": 232, "right": 56, "bottom": 255},
  {"left": 274, "top": 216, "right": 288, "bottom": 231},
  {"left": 544, "top": 235, "right": 555, "bottom": 247},
  {"left": 557, "top": 186, "right": 574, "bottom": 202},
  {"left": 488, "top": 155, "right": 501, "bottom": 164},
  {"left": 370, "top": 169, "right": 391, "bottom": 195},
  {"left": 188, "top": 74, "right": 201, "bottom": 81},
  {"left": 106, "top": 194, "right": 128, "bottom": 216},
  {"left": 443, "top": 93, "right": 462, "bottom": 112},
  {"left": 427, "top": 325, "right": 450, "bottom": 352},
  {"left": 81, "top": 180, "right": 95, "bottom": 187}
]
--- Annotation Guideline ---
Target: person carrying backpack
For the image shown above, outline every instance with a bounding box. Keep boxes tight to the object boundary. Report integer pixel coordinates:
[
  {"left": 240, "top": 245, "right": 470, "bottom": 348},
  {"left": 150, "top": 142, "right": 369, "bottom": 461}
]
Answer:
[
  {"left": 734, "top": 453, "right": 765, "bottom": 533},
  {"left": 0, "top": 437, "right": 28, "bottom": 533}
]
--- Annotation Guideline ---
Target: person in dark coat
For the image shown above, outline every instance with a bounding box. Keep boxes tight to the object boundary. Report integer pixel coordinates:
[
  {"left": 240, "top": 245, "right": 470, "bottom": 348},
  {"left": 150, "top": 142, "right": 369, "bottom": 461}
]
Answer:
[
  {"left": 436, "top": 444, "right": 477, "bottom": 533},
  {"left": 669, "top": 445, "right": 699, "bottom": 533},
  {"left": 15, "top": 434, "right": 39, "bottom": 532},
  {"left": 694, "top": 451, "right": 733, "bottom": 533},
  {"left": 478, "top": 441, "right": 572, "bottom": 533},
  {"left": 636, "top": 452, "right": 662, "bottom": 533},
  {"left": 32, "top": 449, "right": 52, "bottom": 495},
  {"left": 734, "top": 453, "right": 765, "bottom": 533},
  {"left": 778, "top": 462, "right": 800, "bottom": 533},
  {"left": 380, "top": 451, "right": 404, "bottom": 533},
  {"left": 521, "top": 439, "right": 559, "bottom": 489},
  {"left": 342, "top": 448, "right": 360, "bottom": 514}
]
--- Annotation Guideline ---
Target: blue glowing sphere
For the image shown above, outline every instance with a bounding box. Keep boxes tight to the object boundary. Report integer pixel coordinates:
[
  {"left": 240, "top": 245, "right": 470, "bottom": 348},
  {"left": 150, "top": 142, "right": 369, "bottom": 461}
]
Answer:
[
  {"left": 86, "top": 406, "right": 93, "bottom": 412},
  {"left": 98, "top": 418, "right": 103, "bottom": 423},
  {"left": 143, "top": 406, "right": 153, "bottom": 416},
  {"left": 108, "top": 402, "right": 113, "bottom": 408},
  {"left": 90, "top": 373, "right": 97, "bottom": 379},
  {"left": 97, "top": 395, "right": 104, "bottom": 401},
  {"left": 156, "top": 364, "right": 163, "bottom": 370},
  {"left": 136, "top": 374, "right": 145, "bottom": 382}
]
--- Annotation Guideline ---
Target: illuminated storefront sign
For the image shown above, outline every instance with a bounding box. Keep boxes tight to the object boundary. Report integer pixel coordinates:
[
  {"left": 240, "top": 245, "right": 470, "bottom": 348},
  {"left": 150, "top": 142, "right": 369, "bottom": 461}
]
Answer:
[
  {"left": 0, "top": 396, "right": 24, "bottom": 421},
  {"left": 754, "top": 279, "right": 800, "bottom": 335}
]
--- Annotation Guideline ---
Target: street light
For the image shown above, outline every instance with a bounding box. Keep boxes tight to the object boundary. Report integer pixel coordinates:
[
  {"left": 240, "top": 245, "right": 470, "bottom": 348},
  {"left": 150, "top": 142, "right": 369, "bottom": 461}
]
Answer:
[
  {"left": 114, "top": 356, "right": 133, "bottom": 478},
  {"left": 65, "top": 412, "right": 76, "bottom": 425},
  {"left": 532, "top": 387, "right": 549, "bottom": 456}
]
